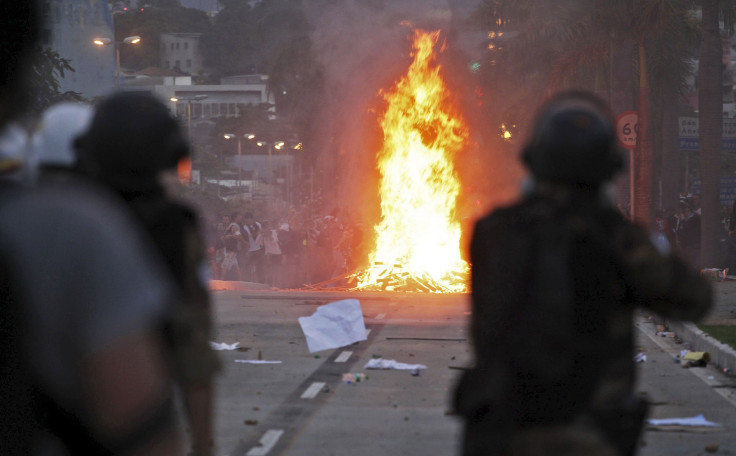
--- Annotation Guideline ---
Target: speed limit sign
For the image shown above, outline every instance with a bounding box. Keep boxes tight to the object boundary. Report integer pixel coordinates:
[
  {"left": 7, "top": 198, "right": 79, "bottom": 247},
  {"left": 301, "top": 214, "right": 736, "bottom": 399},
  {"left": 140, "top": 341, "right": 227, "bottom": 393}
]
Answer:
[{"left": 616, "top": 111, "right": 638, "bottom": 149}]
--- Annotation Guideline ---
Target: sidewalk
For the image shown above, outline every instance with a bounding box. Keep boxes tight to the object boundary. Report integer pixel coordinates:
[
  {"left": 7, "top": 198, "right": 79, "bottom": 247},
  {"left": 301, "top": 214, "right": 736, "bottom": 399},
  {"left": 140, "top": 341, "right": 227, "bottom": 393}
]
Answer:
[{"left": 658, "top": 280, "right": 736, "bottom": 374}]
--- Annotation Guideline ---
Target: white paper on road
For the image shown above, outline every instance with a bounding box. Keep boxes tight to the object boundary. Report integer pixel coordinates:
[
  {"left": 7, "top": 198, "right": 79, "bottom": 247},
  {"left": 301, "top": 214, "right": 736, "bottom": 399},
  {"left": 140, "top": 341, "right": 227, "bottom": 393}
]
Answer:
[
  {"left": 647, "top": 414, "right": 722, "bottom": 427},
  {"left": 235, "top": 360, "right": 282, "bottom": 364},
  {"left": 298, "top": 299, "right": 367, "bottom": 353},
  {"left": 364, "top": 358, "right": 427, "bottom": 370},
  {"left": 210, "top": 341, "right": 240, "bottom": 350}
]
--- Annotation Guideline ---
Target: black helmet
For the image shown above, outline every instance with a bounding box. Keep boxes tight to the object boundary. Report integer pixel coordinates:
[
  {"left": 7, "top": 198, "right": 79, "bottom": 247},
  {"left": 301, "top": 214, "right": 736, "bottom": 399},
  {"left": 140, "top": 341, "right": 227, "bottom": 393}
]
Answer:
[
  {"left": 521, "top": 91, "right": 623, "bottom": 186},
  {"left": 75, "top": 92, "right": 188, "bottom": 190}
]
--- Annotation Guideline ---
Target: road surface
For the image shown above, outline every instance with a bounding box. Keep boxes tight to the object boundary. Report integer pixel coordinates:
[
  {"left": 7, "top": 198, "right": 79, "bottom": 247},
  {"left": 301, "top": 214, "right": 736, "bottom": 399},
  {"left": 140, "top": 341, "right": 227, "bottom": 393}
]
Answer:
[{"left": 206, "top": 289, "right": 736, "bottom": 456}]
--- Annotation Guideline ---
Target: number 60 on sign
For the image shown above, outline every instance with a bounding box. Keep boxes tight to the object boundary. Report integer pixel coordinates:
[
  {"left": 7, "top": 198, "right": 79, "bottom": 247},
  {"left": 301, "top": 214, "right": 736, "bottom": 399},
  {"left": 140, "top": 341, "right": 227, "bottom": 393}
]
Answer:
[{"left": 615, "top": 111, "right": 638, "bottom": 149}]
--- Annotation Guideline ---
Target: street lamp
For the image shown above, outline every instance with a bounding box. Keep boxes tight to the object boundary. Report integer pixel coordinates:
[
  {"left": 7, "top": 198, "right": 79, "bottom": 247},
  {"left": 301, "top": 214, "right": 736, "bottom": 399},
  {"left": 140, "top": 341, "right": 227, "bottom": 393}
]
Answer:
[
  {"left": 170, "top": 95, "right": 208, "bottom": 146},
  {"left": 93, "top": 35, "right": 141, "bottom": 88},
  {"left": 223, "top": 133, "right": 254, "bottom": 187}
]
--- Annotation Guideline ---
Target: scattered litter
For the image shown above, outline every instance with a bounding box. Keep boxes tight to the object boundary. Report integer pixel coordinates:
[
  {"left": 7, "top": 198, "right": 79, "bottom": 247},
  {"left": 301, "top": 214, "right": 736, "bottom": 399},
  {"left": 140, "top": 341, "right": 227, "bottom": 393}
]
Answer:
[
  {"left": 647, "top": 414, "right": 722, "bottom": 427},
  {"left": 235, "top": 360, "right": 282, "bottom": 364},
  {"left": 634, "top": 352, "right": 647, "bottom": 363},
  {"left": 244, "top": 419, "right": 258, "bottom": 426},
  {"left": 365, "top": 358, "right": 427, "bottom": 371},
  {"left": 210, "top": 341, "right": 240, "bottom": 350},
  {"left": 298, "top": 299, "right": 367, "bottom": 353},
  {"left": 681, "top": 351, "right": 710, "bottom": 368},
  {"left": 701, "top": 268, "right": 727, "bottom": 282},
  {"left": 411, "top": 368, "right": 421, "bottom": 377},
  {"left": 342, "top": 373, "right": 367, "bottom": 384},
  {"left": 706, "top": 443, "right": 720, "bottom": 453}
]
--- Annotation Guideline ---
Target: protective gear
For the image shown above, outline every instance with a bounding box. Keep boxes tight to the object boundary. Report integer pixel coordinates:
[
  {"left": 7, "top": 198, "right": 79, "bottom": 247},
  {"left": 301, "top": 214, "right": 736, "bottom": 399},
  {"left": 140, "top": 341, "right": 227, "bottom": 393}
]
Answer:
[
  {"left": 75, "top": 92, "right": 188, "bottom": 191},
  {"left": 0, "top": 123, "right": 29, "bottom": 182},
  {"left": 521, "top": 92, "right": 623, "bottom": 186},
  {"left": 32, "top": 102, "right": 93, "bottom": 169}
]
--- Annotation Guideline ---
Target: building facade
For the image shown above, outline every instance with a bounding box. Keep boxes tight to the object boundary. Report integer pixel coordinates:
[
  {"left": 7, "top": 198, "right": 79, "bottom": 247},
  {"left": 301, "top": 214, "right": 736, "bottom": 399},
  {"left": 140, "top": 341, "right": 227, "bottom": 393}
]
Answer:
[{"left": 160, "top": 33, "right": 204, "bottom": 76}]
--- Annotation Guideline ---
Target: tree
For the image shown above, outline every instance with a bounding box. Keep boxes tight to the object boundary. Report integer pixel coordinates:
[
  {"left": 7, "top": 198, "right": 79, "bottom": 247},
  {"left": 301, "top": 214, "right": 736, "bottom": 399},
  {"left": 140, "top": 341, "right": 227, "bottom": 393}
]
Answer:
[
  {"left": 698, "top": 0, "right": 725, "bottom": 267},
  {"left": 200, "top": 2, "right": 261, "bottom": 77},
  {"left": 474, "top": 0, "right": 698, "bottom": 225},
  {"left": 26, "top": 47, "right": 84, "bottom": 114}
]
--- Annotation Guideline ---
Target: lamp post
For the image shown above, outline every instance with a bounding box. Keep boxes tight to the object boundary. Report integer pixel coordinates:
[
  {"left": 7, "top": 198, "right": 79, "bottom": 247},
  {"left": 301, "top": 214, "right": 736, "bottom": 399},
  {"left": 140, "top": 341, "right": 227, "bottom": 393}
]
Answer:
[
  {"left": 170, "top": 95, "right": 208, "bottom": 146},
  {"left": 224, "top": 133, "right": 255, "bottom": 188},
  {"left": 93, "top": 35, "right": 141, "bottom": 88}
]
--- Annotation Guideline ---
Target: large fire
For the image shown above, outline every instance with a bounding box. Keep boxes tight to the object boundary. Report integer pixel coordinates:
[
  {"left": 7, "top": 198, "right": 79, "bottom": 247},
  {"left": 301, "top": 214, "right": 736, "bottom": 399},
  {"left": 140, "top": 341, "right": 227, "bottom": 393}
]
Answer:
[{"left": 357, "top": 29, "right": 469, "bottom": 293}]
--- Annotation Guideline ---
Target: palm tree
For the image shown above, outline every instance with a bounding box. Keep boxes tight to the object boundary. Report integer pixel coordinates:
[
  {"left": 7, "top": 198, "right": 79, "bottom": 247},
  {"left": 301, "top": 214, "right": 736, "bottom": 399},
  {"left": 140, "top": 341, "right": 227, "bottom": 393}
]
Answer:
[{"left": 698, "top": 0, "right": 725, "bottom": 267}]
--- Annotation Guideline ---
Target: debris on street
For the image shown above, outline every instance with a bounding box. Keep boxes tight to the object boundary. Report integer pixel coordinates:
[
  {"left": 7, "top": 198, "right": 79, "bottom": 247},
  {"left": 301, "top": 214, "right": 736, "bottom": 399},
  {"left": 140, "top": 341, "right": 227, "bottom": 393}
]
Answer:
[
  {"left": 298, "top": 299, "right": 367, "bottom": 353},
  {"left": 364, "top": 358, "right": 427, "bottom": 371},
  {"left": 210, "top": 341, "right": 240, "bottom": 350},
  {"left": 235, "top": 360, "right": 282, "bottom": 364},
  {"left": 647, "top": 414, "right": 722, "bottom": 428}
]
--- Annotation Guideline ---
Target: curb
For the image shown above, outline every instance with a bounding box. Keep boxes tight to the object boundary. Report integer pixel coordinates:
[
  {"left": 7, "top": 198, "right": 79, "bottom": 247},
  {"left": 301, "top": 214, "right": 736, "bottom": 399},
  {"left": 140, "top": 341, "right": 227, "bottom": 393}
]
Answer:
[{"left": 666, "top": 319, "right": 736, "bottom": 374}]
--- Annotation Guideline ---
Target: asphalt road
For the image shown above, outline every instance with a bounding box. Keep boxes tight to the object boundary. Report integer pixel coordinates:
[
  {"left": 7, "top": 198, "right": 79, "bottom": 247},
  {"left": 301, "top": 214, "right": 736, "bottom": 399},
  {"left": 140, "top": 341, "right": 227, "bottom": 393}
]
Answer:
[{"left": 206, "top": 289, "right": 736, "bottom": 456}]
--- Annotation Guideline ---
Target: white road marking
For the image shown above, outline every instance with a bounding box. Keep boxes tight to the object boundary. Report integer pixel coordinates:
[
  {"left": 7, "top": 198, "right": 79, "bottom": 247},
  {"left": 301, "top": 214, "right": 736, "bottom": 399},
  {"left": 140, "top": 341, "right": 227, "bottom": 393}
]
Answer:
[
  {"left": 366, "top": 329, "right": 372, "bottom": 337},
  {"left": 375, "top": 313, "right": 386, "bottom": 320},
  {"left": 335, "top": 351, "right": 352, "bottom": 363},
  {"left": 246, "top": 429, "right": 284, "bottom": 456},
  {"left": 300, "top": 381, "right": 326, "bottom": 399}
]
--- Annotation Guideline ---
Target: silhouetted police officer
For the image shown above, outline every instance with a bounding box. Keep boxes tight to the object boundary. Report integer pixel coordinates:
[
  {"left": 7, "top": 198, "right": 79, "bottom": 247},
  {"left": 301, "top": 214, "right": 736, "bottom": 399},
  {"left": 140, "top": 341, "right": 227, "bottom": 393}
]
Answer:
[{"left": 454, "top": 91, "right": 712, "bottom": 456}]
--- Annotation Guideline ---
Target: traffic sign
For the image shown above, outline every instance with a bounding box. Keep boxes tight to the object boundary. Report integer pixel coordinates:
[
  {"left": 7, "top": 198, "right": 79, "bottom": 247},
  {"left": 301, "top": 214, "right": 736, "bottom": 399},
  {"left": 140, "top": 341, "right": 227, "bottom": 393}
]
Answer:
[{"left": 616, "top": 111, "right": 638, "bottom": 149}]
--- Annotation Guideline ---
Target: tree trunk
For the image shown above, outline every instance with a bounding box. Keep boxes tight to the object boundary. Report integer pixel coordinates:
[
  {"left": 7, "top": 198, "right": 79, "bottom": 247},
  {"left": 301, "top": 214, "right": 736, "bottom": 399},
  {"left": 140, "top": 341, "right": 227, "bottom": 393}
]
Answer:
[
  {"left": 660, "top": 75, "right": 684, "bottom": 213},
  {"left": 698, "top": 0, "right": 723, "bottom": 268},
  {"left": 635, "top": 42, "right": 653, "bottom": 226},
  {"left": 609, "top": 37, "right": 635, "bottom": 215}
]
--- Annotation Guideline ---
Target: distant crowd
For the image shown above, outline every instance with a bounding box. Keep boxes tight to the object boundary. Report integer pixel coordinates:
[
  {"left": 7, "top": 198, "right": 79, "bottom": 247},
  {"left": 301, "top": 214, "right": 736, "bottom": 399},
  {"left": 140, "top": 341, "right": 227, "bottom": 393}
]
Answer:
[{"left": 202, "top": 208, "right": 366, "bottom": 288}]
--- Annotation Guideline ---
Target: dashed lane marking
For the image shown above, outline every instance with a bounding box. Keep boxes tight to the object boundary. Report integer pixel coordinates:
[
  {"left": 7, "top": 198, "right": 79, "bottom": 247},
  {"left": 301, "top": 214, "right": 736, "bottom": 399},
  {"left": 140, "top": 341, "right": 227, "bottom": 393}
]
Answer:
[
  {"left": 246, "top": 429, "right": 284, "bottom": 456},
  {"left": 300, "top": 381, "right": 326, "bottom": 399},
  {"left": 334, "top": 351, "right": 352, "bottom": 363}
]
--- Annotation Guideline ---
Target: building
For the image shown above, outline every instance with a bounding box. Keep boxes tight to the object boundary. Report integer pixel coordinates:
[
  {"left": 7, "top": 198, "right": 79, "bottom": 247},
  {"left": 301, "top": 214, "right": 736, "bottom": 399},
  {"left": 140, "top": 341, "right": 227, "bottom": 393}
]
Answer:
[{"left": 160, "top": 33, "right": 204, "bottom": 76}]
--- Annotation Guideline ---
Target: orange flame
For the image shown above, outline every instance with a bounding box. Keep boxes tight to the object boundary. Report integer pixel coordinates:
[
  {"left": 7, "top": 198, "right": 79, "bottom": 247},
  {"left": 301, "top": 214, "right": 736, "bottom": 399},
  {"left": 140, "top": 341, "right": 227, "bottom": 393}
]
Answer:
[{"left": 359, "top": 29, "right": 469, "bottom": 292}]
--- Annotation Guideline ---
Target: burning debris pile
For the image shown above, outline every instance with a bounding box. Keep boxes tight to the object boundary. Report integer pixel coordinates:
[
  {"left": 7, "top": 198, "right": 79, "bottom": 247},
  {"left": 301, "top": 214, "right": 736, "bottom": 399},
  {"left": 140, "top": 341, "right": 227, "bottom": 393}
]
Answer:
[
  {"left": 310, "top": 262, "right": 467, "bottom": 293},
  {"left": 350, "top": 28, "right": 470, "bottom": 293}
]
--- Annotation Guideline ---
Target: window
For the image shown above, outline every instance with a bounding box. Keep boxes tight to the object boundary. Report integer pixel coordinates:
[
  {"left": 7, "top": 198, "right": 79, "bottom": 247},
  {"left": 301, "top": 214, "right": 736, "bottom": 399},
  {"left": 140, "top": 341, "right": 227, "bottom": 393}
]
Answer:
[
  {"left": 176, "top": 42, "right": 180, "bottom": 50},
  {"left": 187, "top": 59, "right": 192, "bottom": 68},
  {"left": 184, "top": 42, "right": 189, "bottom": 50},
  {"left": 175, "top": 60, "right": 180, "bottom": 69},
  {"left": 170, "top": 43, "right": 174, "bottom": 50},
  {"left": 165, "top": 61, "right": 170, "bottom": 69}
]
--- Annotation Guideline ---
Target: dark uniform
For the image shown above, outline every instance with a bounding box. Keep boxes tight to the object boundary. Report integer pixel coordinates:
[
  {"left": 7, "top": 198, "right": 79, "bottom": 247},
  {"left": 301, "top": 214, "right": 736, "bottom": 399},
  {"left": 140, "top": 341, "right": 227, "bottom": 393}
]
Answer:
[
  {"left": 453, "top": 91, "right": 712, "bottom": 456},
  {"left": 76, "top": 92, "right": 221, "bottom": 456}
]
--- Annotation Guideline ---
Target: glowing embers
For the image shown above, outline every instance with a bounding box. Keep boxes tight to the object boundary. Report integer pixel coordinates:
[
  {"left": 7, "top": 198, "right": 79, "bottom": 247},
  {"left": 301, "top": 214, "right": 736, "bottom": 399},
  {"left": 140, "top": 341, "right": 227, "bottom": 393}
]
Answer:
[{"left": 358, "top": 29, "right": 469, "bottom": 293}]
